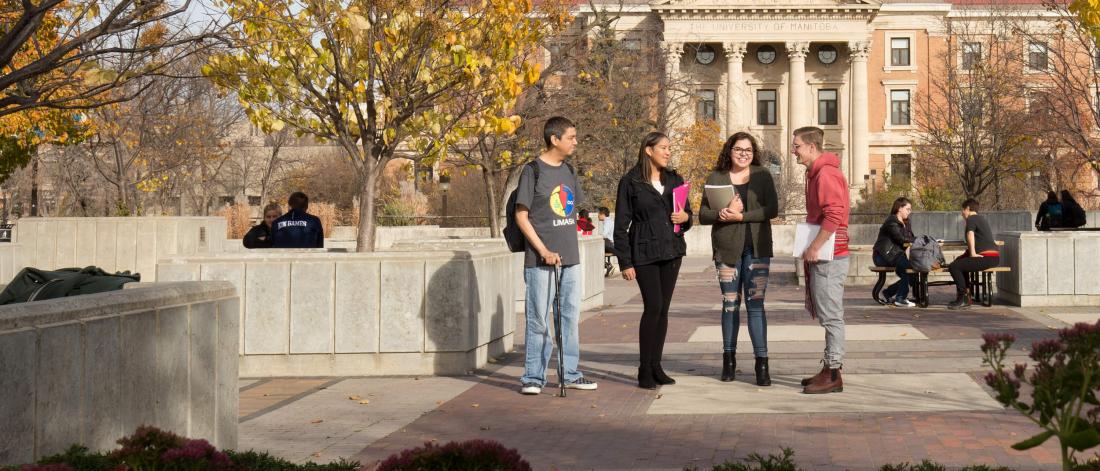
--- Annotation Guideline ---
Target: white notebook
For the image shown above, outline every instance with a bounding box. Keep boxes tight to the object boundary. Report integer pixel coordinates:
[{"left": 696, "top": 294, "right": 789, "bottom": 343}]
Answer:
[{"left": 792, "top": 223, "right": 836, "bottom": 261}]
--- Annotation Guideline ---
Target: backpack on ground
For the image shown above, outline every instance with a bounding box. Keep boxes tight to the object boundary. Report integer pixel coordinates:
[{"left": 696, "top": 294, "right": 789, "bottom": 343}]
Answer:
[
  {"left": 0, "top": 266, "right": 141, "bottom": 305},
  {"left": 909, "top": 235, "right": 945, "bottom": 272},
  {"left": 503, "top": 160, "right": 574, "bottom": 253}
]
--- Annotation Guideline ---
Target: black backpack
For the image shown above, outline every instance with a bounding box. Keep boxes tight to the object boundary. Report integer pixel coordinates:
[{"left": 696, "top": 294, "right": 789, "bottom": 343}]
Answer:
[
  {"left": 503, "top": 160, "right": 574, "bottom": 253},
  {"left": 0, "top": 266, "right": 141, "bottom": 305}
]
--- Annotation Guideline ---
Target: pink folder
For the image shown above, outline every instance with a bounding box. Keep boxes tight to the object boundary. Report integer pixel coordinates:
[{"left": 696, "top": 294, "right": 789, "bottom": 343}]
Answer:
[{"left": 672, "top": 183, "right": 690, "bottom": 234}]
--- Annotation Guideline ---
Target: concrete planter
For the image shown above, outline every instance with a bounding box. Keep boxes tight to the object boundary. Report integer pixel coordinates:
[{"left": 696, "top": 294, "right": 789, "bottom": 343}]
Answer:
[
  {"left": 0, "top": 282, "right": 239, "bottom": 466},
  {"left": 9, "top": 217, "right": 227, "bottom": 282},
  {"left": 998, "top": 231, "right": 1100, "bottom": 306},
  {"left": 156, "top": 246, "right": 520, "bottom": 377}
]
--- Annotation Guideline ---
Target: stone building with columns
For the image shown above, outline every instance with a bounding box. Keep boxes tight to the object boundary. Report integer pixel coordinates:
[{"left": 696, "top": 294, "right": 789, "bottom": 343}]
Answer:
[{"left": 568, "top": 0, "right": 1035, "bottom": 198}]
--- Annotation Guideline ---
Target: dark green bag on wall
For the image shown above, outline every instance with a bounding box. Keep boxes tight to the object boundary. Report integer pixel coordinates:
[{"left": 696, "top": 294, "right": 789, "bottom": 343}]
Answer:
[{"left": 0, "top": 266, "right": 141, "bottom": 305}]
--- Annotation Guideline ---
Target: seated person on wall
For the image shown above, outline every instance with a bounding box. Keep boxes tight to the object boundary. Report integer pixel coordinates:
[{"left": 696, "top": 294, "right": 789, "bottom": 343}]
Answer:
[
  {"left": 271, "top": 192, "right": 325, "bottom": 249},
  {"left": 947, "top": 198, "right": 999, "bottom": 310},
  {"left": 243, "top": 203, "right": 282, "bottom": 249},
  {"left": 872, "top": 197, "right": 917, "bottom": 307},
  {"left": 597, "top": 206, "right": 615, "bottom": 255},
  {"left": 1035, "top": 191, "right": 1062, "bottom": 231},
  {"left": 576, "top": 208, "right": 595, "bottom": 236},
  {"left": 1059, "top": 190, "right": 1087, "bottom": 229}
]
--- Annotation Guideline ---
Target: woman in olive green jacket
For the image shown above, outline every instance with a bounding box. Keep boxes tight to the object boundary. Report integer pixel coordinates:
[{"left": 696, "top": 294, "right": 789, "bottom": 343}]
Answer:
[{"left": 698, "top": 132, "right": 779, "bottom": 386}]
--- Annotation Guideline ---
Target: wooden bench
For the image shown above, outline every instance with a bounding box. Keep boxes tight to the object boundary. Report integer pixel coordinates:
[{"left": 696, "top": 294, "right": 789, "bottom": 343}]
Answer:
[{"left": 869, "top": 265, "right": 1012, "bottom": 308}]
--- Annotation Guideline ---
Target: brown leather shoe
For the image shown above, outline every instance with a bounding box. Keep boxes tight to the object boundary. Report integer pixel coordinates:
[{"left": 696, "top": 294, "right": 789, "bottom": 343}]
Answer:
[
  {"left": 800, "top": 364, "right": 829, "bottom": 386},
  {"left": 803, "top": 368, "right": 843, "bottom": 394}
]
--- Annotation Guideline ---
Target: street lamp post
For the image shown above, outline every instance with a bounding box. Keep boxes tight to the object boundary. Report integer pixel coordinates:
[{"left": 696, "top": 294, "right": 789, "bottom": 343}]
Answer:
[{"left": 440, "top": 175, "right": 451, "bottom": 227}]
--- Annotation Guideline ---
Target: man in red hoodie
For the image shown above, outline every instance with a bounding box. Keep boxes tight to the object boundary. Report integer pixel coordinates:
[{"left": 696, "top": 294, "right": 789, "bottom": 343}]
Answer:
[{"left": 793, "top": 126, "right": 850, "bottom": 394}]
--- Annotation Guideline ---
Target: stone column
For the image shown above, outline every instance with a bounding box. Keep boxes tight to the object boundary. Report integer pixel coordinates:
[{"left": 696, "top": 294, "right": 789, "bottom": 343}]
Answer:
[
  {"left": 660, "top": 41, "right": 685, "bottom": 133},
  {"left": 723, "top": 42, "right": 747, "bottom": 137},
  {"left": 786, "top": 41, "right": 811, "bottom": 132},
  {"left": 848, "top": 40, "right": 871, "bottom": 188}
]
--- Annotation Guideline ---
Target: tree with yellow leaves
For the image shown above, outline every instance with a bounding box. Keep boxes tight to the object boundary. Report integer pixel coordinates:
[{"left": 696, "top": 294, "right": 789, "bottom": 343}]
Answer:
[{"left": 205, "top": 0, "right": 558, "bottom": 251}]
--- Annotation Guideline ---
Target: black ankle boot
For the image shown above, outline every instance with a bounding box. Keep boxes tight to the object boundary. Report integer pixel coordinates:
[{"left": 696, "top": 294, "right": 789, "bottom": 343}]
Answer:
[
  {"left": 721, "top": 352, "right": 735, "bottom": 382},
  {"left": 638, "top": 364, "right": 658, "bottom": 390},
  {"left": 754, "top": 356, "right": 771, "bottom": 386},
  {"left": 652, "top": 362, "right": 675, "bottom": 385},
  {"left": 947, "top": 292, "right": 972, "bottom": 310}
]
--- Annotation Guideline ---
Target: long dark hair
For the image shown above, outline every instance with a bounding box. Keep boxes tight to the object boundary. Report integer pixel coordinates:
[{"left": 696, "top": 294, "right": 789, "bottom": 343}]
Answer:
[
  {"left": 1045, "top": 191, "right": 1058, "bottom": 204},
  {"left": 890, "top": 197, "right": 912, "bottom": 216},
  {"left": 1060, "top": 190, "right": 1078, "bottom": 206},
  {"left": 636, "top": 131, "right": 670, "bottom": 181},
  {"left": 715, "top": 132, "right": 761, "bottom": 172}
]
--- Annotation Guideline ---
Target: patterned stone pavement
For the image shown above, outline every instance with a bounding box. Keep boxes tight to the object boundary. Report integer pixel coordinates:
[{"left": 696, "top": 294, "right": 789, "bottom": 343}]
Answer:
[{"left": 239, "top": 256, "right": 1078, "bottom": 470}]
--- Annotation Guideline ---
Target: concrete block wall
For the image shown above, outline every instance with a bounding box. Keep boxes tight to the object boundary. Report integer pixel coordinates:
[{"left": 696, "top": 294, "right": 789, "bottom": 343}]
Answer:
[
  {"left": 10, "top": 217, "right": 227, "bottom": 282},
  {"left": 0, "top": 281, "right": 239, "bottom": 467},
  {"left": 156, "top": 247, "right": 518, "bottom": 377},
  {"left": 998, "top": 231, "right": 1100, "bottom": 306}
]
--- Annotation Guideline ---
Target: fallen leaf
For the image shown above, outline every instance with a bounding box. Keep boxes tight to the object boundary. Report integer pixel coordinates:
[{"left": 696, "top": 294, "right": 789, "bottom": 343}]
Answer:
[
  {"left": 359, "top": 400, "right": 370, "bottom": 404},
  {"left": 436, "top": 400, "right": 444, "bottom": 406},
  {"left": 310, "top": 419, "right": 323, "bottom": 424},
  {"left": 348, "top": 395, "right": 362, "bottom": 401},
  {"left": 312, "top": 452, "right": 321, "bottom": 458},
  {"left": 471, "top": 403, "right": 480, "bottom": 408},
  {"left": 590, "top": 404, "right": 598, "bottom": 408},
  {"left": 656, "top": 394, "right": 663, "bottom": 399},
  {"left": 480, "top": 426, "right": 491, "bottom": 430}
]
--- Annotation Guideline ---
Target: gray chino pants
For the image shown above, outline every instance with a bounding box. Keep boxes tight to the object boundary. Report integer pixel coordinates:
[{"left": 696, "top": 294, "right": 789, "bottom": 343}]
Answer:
[{"left": 809, "top": 257, "right": 849, "bottom": 369}]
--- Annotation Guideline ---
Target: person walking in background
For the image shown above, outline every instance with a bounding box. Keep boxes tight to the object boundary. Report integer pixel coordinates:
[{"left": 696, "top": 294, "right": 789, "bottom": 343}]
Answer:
[
  {"left": 243, "top": 203, "right": 282, "bottom": 249},
  {"left": 1034, "top": 191, "right": 1062, "bottom": 231},
  {"left": 1059, "top": 190, "right": 1087, "bottom": 228},
  {"left": 792, "top": 126, "right": 850, "bottom": 394},
  {"left": 873, "top": 197, "right": 917, "bottom": 307},
  {"left": 597, "top": 207, "right": 615, "bottom": 255},
  {"left": 948, "top": 199, "right": 1000, "bottom": 310},
  {"left": 514, "top": 116, "right": 598, "bottom": 395},
  {"left": 271, "top": 192, "right": 324, "bottom": 248},
  {"left": 614, "top": 131, "right": 692, "bottom": 390},
  {"left": 698, "top": 131, "right": 778, "bottom": 386}
]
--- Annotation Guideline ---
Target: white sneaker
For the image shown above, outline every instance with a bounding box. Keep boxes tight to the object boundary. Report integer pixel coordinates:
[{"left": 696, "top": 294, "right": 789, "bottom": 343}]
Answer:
[
  {"left": 564, "top": 378, "right": 598, "bottom": 390},
  {"left": 894, "top": 299, "right": 917, "bottom": 307},
  {"left": 520, "top": 382, "right": 541, "bottom": 395}
]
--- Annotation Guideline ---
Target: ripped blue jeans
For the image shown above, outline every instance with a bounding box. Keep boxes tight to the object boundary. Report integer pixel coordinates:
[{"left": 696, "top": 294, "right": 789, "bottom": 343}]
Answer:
[{"left": 715, "top": 249, "right": 771, "bottom": 357}]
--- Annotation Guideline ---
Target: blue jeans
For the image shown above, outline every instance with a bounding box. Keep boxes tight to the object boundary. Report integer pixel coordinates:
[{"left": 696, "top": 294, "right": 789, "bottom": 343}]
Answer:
[
  {"left": 521, "top": 264, "right": 584, "bottom": 386},
  {"left": 715, "top": 250, "right": 770, "bottom": 357},
  {"left": 873, "top": 252, "right": 912, "bottom": 301}
]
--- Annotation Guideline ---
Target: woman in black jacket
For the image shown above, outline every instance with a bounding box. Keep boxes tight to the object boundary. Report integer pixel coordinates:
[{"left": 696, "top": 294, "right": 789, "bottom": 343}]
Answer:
[
  {"left": 243, "top": 203, "right": 281, "bottom": 249},
  {"left": 614, "top": 131, "right": 693, "bottom": 390},
  {"left": 872, "top": 197, "right": 916, "bottom": 307},
  {"left": 698, "top": 132, "right": 778, "bottom": 386}
]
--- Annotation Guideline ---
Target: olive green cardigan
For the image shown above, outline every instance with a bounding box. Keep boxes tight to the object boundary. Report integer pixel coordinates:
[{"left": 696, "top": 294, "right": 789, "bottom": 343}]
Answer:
[{"left": 698, "top": 166, "right": 779, "bottom": 264}]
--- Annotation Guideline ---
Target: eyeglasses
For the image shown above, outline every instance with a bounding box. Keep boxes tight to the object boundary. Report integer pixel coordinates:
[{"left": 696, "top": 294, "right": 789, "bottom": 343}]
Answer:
[{"left": 732, "top": 147, "right": 754, "bottom": 155}]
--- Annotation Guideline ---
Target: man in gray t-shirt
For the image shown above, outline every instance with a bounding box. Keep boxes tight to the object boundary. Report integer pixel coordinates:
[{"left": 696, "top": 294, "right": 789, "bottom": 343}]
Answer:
[
  {"left": 515, "top": 159, "right": 585, "bottom": 268},
  {"left": 514, "top": 116, "right": 597, "bottom": 395}
]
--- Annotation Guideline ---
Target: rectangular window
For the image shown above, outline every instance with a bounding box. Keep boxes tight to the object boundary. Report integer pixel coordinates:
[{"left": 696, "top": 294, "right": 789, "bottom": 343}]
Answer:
[
  {"left": 818, "top": 89, "right": 838, "bottom": 125},
  {"left": 890, "top": 154, "right": 912, "bottom": 183},
  {"left": 891, "top": 38, "right": 911, "bottom": 67},
  {"left": 962, "top": 42, "right": 982, "bottom": 70},
  {"left": 890, "top": 90, "right": 911, "bottom": 126},
  {"left": 623, "top": 39, "right": 642, "bottom": 51},
  {"left": 757, "top": 89, "right": 777, "bottom": 125},
  {"left": 1029, "top": 42, "right": 1048, "bottom": 71},
  {"left": 247, "top": 195, "right": 261, "bottom": 206},
  {"left": 1093, "top": 44, "right": 1100, "bottom": 70},
  {"left": 697, "top": 89, "right": 717, "bottom": 121}
]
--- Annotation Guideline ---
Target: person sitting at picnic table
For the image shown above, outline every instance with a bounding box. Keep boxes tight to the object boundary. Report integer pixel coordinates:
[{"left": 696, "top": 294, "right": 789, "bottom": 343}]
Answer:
[
  {"left": 948, "top": 198, "right": 999, "bottom": 310},
  {"left": 872, "top": 197, "right": 916, "bottom": 307}
]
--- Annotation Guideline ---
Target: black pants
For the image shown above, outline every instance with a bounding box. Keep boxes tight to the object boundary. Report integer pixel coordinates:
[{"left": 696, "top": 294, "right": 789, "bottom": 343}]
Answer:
[
  {"left": 949, "top": 254, "right": 999, "bottom": 295},
  {"left": 634, "top": 258, "right": 682, "bottom": 366}
]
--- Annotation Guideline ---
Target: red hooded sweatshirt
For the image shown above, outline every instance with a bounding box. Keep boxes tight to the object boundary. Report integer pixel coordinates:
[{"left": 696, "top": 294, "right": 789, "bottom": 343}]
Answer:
[{"left": 805, "top": 152, "right": 850, "bottom": 257}]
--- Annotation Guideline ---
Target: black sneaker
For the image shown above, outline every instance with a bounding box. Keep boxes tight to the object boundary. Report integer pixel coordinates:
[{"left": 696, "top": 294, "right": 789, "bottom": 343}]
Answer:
[
  {"left": 520, "top": 382, "right": 542, "bottom": 395},
  {"left": 564, "top": 378, "right": 598, "bottom": 390}
]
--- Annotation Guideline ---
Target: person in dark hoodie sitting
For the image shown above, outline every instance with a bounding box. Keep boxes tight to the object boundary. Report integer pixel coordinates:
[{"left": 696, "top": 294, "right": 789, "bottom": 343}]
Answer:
[
  {"left": 271, "top": 192, "right": 324, "bottom": 248},
  {"left": 243, "top": 203, "right": 282, "bottom": 249}
]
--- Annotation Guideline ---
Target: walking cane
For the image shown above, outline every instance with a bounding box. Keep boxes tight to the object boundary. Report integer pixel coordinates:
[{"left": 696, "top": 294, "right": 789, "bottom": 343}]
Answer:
[{"left": 553, "top": 264, "right": 567, "bottom": 398}]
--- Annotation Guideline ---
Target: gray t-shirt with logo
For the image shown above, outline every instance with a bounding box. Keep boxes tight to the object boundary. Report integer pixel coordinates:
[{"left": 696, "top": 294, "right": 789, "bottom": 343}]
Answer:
[{"left": 516, "top": 158, "right": 585, "bottom": 268}]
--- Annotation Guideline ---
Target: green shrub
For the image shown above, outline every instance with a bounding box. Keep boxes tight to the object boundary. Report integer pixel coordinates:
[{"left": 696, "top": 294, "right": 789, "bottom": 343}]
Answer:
[
  {"left": 880, "top": 461, "right": 1013, "bottom": 471},
  {"left": 226, "top": 450, "right": 359, "bottom": 471}
]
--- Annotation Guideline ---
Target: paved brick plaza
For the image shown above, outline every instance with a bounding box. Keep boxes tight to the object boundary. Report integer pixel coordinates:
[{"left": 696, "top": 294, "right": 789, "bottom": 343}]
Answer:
[{"left": 239, "top": 256, "right": 1095, "bottom": 470}]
